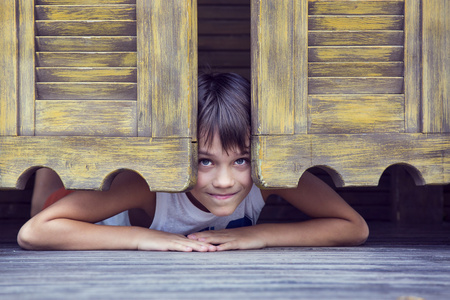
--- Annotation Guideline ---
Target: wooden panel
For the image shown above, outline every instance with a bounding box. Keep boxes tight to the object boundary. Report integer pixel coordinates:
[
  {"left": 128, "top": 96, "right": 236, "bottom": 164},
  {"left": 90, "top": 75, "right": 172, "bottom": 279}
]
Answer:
[
  {"left": 36, "top": 68, "right": 136, "bottom": 82},
  {"left": 35, "top": 21, "right": 136, "bottom": 36},
  {"left": 36, "top": 83, "right": 137, "bottom": 100},
  {"left": 308, "top": 62, "right": 403, "bottom": 77},
  {"left": 309, "top": 46, "right": 404, "bottom": 62},
  {"left": 36, "top": 0, "right": 135, "bottom": 4},
  {"left": 252, "top": 134, "right": 449, "bottom": 188},
  {"left": 309, "top": 16, "right": 404, "bottom": 31},
  {"left": 198, "top": 20, "right": 250, "bottom": 35},
  {"left": 422, "top": 0, "right": 450, "bottom": 133},
  {"left": 0, "top": 0, "right": 18, "bottom": 136},
  {"left": 36, "top": 52, "right": 137, "bottom": 67},
  {"left": 18, "top": 0, "right": 35, "bottom": 136},
  {"left": 35, "top": 5, "right": 136, "bottom": 20},
  {"left": 198, "top": 51, "right": 250, "bottom": 68},
  {"left": 308, "top": 95, "right": 404, "bottom": 133},
  {"left": 309, "top": 77, "right": 404, "bottom": 94},
  {"left": 404, "top": 0, "right": 421, "bottom": 133},
  {"left": 294, "top": 0, "right": 309, "bottom": 134},
  {"left": 149, "top": 0, "right": 197, "bottom": 138},
  {"left": 251, "top": 0, "right": 295, "bottom": 135},
  {"left": 35, "top": 100, "right": 136, "bottom": 137},
  {"left": 309, "top": 0, "right": 404, "bottom": 15},
  {"left": 309, "top": 31, "right": 404, "bottom": 46},
  {"left": 0, "top": 136, "right": 195, "bottom": 192},
  {"left": 36, "top": 37, "right": 137, "bottom": 52}
]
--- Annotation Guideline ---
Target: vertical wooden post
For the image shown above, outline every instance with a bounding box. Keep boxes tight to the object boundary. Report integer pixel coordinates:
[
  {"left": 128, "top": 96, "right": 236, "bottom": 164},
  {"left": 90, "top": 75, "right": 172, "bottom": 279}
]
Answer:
[
  {"left": 422, "top": 0, "right": 449, "bottom": 133},
  {"left": 0, "top": 0, "right": 18, "bottom": 136},
  {"left": 251, "top": 0, "right": 295, "bottom": 135},
  {"left": 404, "top": 0, "right": 421, "bottom": 133},
  {"left": 149, "top": 0, "right": 197, "bottom": 138}
]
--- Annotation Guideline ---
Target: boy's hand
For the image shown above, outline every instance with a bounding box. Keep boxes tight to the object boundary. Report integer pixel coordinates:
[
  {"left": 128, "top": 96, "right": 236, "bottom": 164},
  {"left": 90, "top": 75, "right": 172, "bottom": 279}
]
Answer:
[
  {"left": 137, "top": 229, "right": 217, "bottom": 252},
  {"left": 187, "top": 227, "right": 267, "bottom": 251}
]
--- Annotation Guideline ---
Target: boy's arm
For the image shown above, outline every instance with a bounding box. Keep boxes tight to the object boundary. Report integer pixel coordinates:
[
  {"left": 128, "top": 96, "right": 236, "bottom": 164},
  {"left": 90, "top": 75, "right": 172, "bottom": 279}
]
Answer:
[
  {"left": 18, "top": 172, "right": 215, "bottom": 252},
  {"left": 188, "top": 171, "right": 369, "bottom": 250}
]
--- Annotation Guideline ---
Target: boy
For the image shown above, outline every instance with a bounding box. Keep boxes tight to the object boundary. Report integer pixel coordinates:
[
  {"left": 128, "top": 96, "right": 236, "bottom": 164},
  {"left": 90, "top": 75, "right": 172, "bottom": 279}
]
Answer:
[{"left": 18, "top": 72, "right": 369, "bottom": 251}]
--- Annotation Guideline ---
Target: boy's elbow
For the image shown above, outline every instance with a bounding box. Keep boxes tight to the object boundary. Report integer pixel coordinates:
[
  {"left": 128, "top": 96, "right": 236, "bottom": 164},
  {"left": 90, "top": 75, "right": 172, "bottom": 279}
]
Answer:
[
  {"left": 17, "top": 220, "right": 42, "bottom": 250},
  {"left": 350, "top": 217, "right": 369, "bottom": 246}
]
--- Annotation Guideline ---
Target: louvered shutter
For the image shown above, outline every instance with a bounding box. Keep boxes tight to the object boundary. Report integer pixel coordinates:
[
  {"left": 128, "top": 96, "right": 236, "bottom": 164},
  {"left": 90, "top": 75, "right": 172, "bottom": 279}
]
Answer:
[
  {"left": 251, "top": 0, "right": 449, "bottom": 187},
  {"left": 0, "top": 0, "right": 197, "bottom": 191}
]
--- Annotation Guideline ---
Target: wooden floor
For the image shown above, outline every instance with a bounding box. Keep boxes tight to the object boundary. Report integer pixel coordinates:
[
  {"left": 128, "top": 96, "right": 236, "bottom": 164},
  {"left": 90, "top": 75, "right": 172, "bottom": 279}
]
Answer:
[{"left": 1, "top": 221, "right": 450, "bottom": 300}]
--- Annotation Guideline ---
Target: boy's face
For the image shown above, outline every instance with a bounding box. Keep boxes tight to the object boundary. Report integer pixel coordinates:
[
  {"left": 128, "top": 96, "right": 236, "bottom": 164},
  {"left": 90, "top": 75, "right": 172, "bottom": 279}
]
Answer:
[{"left": 187, "top": 133, "right": 253, "bottom": 216}]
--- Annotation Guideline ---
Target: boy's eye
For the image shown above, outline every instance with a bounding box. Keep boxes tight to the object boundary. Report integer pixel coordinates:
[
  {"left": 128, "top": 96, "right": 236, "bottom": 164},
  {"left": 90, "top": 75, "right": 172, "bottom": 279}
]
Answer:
[
  {"left": 235, "top": 158, "right": 248, "bottom": 165},
  {"left": 199, "top": 159, "right": 212, "bottom": 166}
]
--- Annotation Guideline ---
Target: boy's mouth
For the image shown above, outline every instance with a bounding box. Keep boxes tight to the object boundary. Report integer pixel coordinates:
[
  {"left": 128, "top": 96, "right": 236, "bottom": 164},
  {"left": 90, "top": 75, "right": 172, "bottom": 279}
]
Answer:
[{"left": 208, "top": 192, "right": 237, "bottom": 200}]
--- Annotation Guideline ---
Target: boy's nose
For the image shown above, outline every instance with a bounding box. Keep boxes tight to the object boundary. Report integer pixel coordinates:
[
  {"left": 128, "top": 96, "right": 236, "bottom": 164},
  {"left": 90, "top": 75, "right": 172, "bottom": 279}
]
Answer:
[{"left": 212, "top": 167, "right": 234, "bottom": 188}]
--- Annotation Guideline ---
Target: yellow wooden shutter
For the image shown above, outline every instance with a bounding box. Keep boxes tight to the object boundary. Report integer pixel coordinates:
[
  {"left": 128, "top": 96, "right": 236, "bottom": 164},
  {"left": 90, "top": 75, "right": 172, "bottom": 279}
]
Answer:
[
  {"left": 251, "top": 0, "right": 449, "bottom": 187},
  {"left": 0, "top": 0, "right": 197, "bottom": 191}
]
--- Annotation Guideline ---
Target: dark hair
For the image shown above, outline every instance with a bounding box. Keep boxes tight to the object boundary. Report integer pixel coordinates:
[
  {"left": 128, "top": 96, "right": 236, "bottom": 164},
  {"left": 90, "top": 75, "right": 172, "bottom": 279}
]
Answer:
[{"left": 198, "top": 72, "right": 251, "bottom": 152}]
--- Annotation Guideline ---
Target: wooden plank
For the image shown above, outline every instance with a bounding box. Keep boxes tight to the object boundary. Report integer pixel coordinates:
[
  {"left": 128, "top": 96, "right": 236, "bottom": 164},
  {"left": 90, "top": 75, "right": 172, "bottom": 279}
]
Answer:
[
  {"left": 36, "top": 0, "right": 135, "bottom": 4},
  {"left": 36, "top": 83, "right": 137, "bottom": 100},
  {"left": 149, "top": 0, "right": 197, "bottom": 138},
  {"left": 252, "top": 133, "right": 449, "bottom": 188},
  {"left": 36, "top": 37, "right": 137, "bottom": 52},
  {"left": 308, "top": 77, "right": 404, "bottom": 94},
  {"left": 309, "top": 0, "right": 404, "bottom": 15},
  {"left": 35, "top": 100, "right": 136, "bottom": 137},
  {"left": 308, "top": 62, "right": 403, "bottom": 77},
  {"left": 35, "top": 20, "right": 136, "bottom": 36},
  {"left": 36, "top": 52, "right": 137, "bottom": 67},
  {"left": 199, "top": 51, "right": 250, "bottom": 68},
  {"left": 308, "top": 95, "right": 404, "bottom": 133},
  {"left": 294, "top": 0, "right": 309, "bottom": 134},
  {"left": 422, "top": 0, "right": 449, "bottom": 133},
  {"left": 309, "top": 16, "right": 404, "bottom": 31},
  {"left": 198, "top": 20, "right": 250, "bottom": 35},
  {"left": 0, "top": 0, "right": 18, "bottom": 136},
  {"left": 308, "top": 31, "right": 404, "bottom": 46},
  {"left": 251, "top": 0, "right": 295, "bottom": 135},
  {"left": 36, "top": 67, "right": 137, "bottom": 82},
  {"left": 18, "top": 0, "right": 35, "bottom": 136},
  {"left": 35, "top": 5, "right": 136, "bottom": 21},
  {"left": 198, "top": 5, "right": 250, "bottom": 19},
  {"left": 309, "top": 46, "right": 404, "bottom": 62},
  {"left": 0, "top": 136, "right": 195, "bottom": 191},
  {"left": 198, "top": 36, "right": 250, "bottom": 51},
  {"left": 404, "top": 0, "right": 421, "bottom": 133}
]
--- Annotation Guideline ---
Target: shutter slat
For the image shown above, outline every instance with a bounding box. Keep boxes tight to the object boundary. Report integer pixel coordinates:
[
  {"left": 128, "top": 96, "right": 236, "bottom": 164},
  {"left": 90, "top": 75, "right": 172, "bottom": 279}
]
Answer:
[
  {"left": 309, "top": 31, "right": 404, "bottom": 46},
  {"left": 309, "top": 62, "right": 403, "bottom": 77},
  {"left": 36, "top": 83, "right": 137, "bottom": 100},
  {"left": 309, "top": 46, "right": 404, "bottom": 62},
  {"left": 35, "top": 5, "right": 136, "bottom": 20},
  {"left": 36, "top": 52, "right": 137, "bottom": 67},
  {"left": 36, "top": 20, "right": 136, "bottom": 36},
  {"left": 309, "top": 16, "right": 404, "bottom": 30},
  {"left": 36, "top": 0, "right": 135, "bottom": 4},
  {"left": 309, "top": 1, "right": 404, "bottom": 15},
  {"left": 36, "top": 67, "right": 137, "bottom": 82},
  {"left": 309, "top": 77, "right": 404, "bottom": 94},
  {"left": 36, "top": 37, "right": 136, "bottom": 52}
]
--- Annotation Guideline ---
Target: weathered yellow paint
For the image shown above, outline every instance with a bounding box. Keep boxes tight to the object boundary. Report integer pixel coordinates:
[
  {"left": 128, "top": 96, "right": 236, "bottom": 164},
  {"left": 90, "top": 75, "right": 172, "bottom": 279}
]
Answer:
[
  {"left": 36, "top": 52, "right": 137, "bottom": 68},
  {"left": 0, "top": 136, "right": 196, "bottom": 192},
  {"left": 309, "top": 16, "right": 404, "bottom": 31},
  {"left": 36, "top": 20, "right": 136, "bottom": 36},
  {"left": 309, "top": 0, "right": 404, "bottom": 15},
  {"left": 35, "top": 100, "right": 137, "bottom": 137},
  {"left": 422, "top": 0, "right": 450, "bottom": 133},
  {"left": 309, "top": 46, "right": 404, "bottom": 62},
  {"left": 36, "top": 82, "right": 137, "bottom": 100},
  {"left": 308, "top": 62, "right": 403, "bottom": 77},
  {"left": 35, "top": 5, "right": 136, "bottom": 21},
  {"left": 36, "top": 67, "right": 137, "bottom": 82},
  {"left": 36, "top": 37, "right": 137, "bottom": 52},
  {"left": 309, "top": 95, "right": 404, "bottom": 133},
  {"left": 309, "top": 31, "right": 404, "bottom": 46},
  {"left": 253, "top": 134, "right": 449, "bottom": 188},
  {"left": 0, "top": 0, "right": 18, "bottom": 136}
]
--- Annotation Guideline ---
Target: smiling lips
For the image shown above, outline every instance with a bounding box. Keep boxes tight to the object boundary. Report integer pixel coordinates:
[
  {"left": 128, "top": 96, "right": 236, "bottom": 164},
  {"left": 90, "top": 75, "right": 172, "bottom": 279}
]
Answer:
[{"left": 208, "top": 192, "right": 238, "bottom": 200}]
